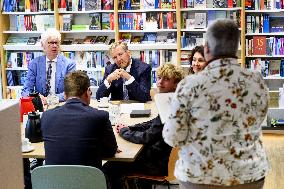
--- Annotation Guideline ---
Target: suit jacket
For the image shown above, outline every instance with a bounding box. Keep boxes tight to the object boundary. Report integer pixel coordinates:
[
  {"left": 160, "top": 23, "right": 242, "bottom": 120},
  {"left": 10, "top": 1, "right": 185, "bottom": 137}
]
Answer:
[
  {"left": 119, "top": 116, "right": 172, "bottom": 175},
  {"left": 96, "top": 58, "right": 151, "bottom": 102},
  {"left": 21, "top": 54, "right": 76, "bottom": 101},
  {"left": 41, "top": 98, "right": 118, "bottom": 169}
]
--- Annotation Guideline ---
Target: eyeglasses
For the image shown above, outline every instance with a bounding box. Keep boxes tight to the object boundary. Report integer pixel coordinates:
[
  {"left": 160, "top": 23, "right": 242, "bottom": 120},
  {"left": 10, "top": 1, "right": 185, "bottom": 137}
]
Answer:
[{"left": 47, "top": 41, "right": 60, "bottom": 46}]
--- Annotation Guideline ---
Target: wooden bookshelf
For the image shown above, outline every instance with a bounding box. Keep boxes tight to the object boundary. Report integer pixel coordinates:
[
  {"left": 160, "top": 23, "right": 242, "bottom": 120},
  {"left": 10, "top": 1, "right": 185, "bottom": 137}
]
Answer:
[{"left": 0, "top": 0, "right": 244, "bottom": 99}]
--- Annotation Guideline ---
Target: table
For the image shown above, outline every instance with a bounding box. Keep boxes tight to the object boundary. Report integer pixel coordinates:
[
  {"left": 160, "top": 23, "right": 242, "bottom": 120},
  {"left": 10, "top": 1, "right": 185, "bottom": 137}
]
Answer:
[{"left": 22, "top": 100, "right": 158, "bottom": 162}]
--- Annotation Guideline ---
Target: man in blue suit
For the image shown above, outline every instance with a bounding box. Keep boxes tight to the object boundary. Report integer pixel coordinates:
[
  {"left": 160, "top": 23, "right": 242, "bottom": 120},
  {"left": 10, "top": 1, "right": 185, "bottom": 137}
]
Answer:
[
  {"left": 41, "top": 71, "right": 117, "bottom": 169},
  {"left": 96, "top": 42, "right": 151, "bottom": 102},
  {"left": 21, "top": 28, "right": 75, "bottom": 102}
]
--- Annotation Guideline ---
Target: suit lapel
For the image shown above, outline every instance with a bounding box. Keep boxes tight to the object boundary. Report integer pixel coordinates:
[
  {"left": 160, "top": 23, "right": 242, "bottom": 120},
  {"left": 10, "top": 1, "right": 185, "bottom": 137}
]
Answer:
[
  {"left": 55, "top": 55, "right": 63, "bottom": 90},
  {"left": 39, "top": 56, "right": 47, "bottom": 92}
]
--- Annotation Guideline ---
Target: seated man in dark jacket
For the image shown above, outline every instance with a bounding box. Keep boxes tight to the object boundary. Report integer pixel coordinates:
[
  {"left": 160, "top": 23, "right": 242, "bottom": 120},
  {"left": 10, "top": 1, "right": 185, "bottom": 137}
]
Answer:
[
  {"left": 96, "top": 41, "right": 151, "bottom": 102},
  {"left": 41, "top": 71, "right": 117, "bottom": 169},
  {"left": 103, "top": 64, "right": 184, "bottom": 189}
]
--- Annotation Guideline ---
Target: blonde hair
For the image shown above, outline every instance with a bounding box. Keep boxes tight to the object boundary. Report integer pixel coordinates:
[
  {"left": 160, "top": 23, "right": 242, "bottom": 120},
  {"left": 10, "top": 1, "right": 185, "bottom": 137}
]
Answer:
[
  {"left": 156, "top": 64, "right": 184, "bottom": 83},
  {"left": 109, "top": 41, "right": 129, "bottom": 55}
]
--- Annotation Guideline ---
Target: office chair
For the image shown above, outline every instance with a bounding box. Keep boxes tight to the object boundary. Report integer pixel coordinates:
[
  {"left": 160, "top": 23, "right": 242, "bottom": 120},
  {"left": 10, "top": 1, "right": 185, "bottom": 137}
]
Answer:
[
  {"left": 31, "top": 165, "right": 107, "bottom": 189},
  {"left": 125, "top": 147, "right": 179, "bottom": 189}
]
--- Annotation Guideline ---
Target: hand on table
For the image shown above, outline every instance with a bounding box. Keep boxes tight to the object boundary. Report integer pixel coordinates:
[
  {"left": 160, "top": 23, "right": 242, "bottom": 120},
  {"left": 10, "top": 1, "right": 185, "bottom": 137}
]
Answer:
[{"left": 115, "top": 123, "right": 128, "bottom": 133}]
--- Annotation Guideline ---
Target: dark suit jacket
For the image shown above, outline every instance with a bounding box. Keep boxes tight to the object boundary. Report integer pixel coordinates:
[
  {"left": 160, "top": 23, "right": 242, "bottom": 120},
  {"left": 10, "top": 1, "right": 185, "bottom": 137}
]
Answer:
[
  {"left": 96, "top": 58, "right": 151, "bottom": 102},
  {"left": 119, "top": 116, "right": 172, "bottom": 175},
  {"left": 21, "top": 54, "right": 76, "bottom": 101},
  {"left": 41, "top": 98, "right": 118, "bottom": 169}
]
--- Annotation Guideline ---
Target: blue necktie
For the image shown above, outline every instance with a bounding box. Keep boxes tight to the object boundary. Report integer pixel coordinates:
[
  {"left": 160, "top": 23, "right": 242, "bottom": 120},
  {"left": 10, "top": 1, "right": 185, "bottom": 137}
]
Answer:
[
  {"left": 45, "top": 61, "right": 52, "bottom": 96},
  {"left": 123, "top": 78, "right": 129, "bottom": 100},
  {"left": 7, "top": 71, "right": 14, "bottom": 86}
]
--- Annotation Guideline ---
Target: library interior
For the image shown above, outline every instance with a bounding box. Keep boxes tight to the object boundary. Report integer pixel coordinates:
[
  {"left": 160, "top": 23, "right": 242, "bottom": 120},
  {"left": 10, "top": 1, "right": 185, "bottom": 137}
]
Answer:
[{"left": 0, "top": 0, "right": 284, "bottom": 189}]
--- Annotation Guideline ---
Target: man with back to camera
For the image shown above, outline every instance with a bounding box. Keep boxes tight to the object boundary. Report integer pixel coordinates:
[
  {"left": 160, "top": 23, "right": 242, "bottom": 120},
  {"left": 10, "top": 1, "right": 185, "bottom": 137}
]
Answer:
[
  {"left": 41, "top": 71, "right": 117, "bottom": 169},
  {"left": 96, "top": 41, "right": 151, "bottom": 102},
  {"left": 103, "top": 64, "right": 184, "bottom": 189},
  {"left": 21, "top": 28, "right": 76, "bottom": 102},
  {"left": 163, "top": 19, "right": 269, "bottom": 189}
]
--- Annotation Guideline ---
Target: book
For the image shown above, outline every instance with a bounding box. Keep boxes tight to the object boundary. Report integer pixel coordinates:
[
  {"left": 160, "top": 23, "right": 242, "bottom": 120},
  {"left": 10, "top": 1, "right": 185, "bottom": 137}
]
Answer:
[
  {"left": 253, "top": 36, "right": 267, "bottom": 55},
  {"left": 95, "top": 36, "right": 108, "bottom": 44},
  {"left": 85, "top": 0, "right": 101, "bottom": 10},
  {"left": 213, "top": 0, "right": 228, "bottom": 8},
  {"left": 89, "top": 13, "right": 101, "bottom": 30},
  {"left": 269, "top": 60, "right": 281, "bottom": 76},
  {"left": 194, "top": 0, "right": 206, "bottom": 8},
  {"left": 102, "top": 0, "right": 113, "bottom": 10},
  {"left": 194, "top": 13, "right": 207, "bottom": 29}
]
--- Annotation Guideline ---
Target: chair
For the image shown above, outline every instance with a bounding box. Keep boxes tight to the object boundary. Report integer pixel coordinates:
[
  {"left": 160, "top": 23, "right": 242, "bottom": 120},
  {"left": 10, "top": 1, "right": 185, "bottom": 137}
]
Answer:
[
  {"left": 31, "top": 165, "right": 107, "bottom": 189},
  {"left": 125, "top": 147, "right": 179, "bottom": 189}
]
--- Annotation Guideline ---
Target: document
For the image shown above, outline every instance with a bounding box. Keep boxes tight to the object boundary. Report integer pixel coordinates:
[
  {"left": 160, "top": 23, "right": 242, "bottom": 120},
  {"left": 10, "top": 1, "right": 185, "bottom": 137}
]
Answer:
[{"left": 154, "top": 93, "right": 174, "bottom": 124}]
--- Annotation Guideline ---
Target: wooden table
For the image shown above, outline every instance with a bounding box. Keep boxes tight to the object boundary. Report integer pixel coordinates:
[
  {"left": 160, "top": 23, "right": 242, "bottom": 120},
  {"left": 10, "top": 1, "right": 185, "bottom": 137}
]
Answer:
[{"left": 22, "top": 100, "right": 158, "bottom": 162}]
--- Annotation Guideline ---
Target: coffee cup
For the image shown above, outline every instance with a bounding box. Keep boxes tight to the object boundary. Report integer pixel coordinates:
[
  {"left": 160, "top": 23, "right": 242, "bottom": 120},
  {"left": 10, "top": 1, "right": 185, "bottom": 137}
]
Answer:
[
  {"left": 98, "top": 97, "right": 109, "bottom": 108},
  {"left": 22, "top": 138, "right": 31, "bottom": 151}
]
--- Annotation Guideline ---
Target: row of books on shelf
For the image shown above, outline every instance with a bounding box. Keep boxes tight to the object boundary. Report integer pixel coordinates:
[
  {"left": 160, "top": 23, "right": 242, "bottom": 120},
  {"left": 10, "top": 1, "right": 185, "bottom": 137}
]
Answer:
[
  {"left": 182, "top": 0, "right": 241, "bottom": 8},
  {"left": 246, "top": 36, "right": 284, "bottom": 56},
  {"left": 246, "top": 14, "right": 284, "bottom": 34},
  {"left": 247, "top": 58, "right": 284, "bottom": 77},
  {"left": 245, "top": 0, "right": 284, "bottom": 10},
  {"left": 7, "top": 52, "right": 43, "bottom": 69},
  {"left": 181, "top": 10, "right": 240, "bottom": 30},
  {"left": 59, "top": 13, "right": 114, "bottom": 31},
  {"left": 59, "top": 0, "right": 114, "bottom": 11},
  {"left": 9, "top": 15, "right": 55, "bottom": 31},
  {"left": 2, "top": 0, "right": 53, "bottom": 12},
  {"left": 118, "top": 12, "right": 176, "bottom": 30},
  {"left": 119, "top": 0, "right": 176, "bottom": 10},
  {"left": 120, "top": 32, "right": 176, "bottom": 44}
]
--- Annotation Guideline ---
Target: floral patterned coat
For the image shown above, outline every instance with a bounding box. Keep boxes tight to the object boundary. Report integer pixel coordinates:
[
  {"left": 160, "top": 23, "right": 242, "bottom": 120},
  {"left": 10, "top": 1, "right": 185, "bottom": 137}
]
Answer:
[{"left": 162, "top": 58, "right": 269, "bottom": 186}]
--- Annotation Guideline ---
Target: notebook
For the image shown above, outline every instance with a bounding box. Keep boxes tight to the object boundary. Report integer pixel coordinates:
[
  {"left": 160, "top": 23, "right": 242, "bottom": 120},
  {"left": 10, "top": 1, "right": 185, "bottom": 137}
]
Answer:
[{"left": 154, "top": 93, "right": 174, "bottom": 124}]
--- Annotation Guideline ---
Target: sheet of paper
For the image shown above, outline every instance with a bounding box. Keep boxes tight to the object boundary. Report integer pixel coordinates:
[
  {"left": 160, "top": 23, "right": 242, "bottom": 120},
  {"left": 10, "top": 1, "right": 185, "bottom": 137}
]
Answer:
[
  {"left": 120, "top": 103, "right": 144, "bottom": 114},
  {"left": 154, "top": 93, "right": 174, "bottom": 124}
]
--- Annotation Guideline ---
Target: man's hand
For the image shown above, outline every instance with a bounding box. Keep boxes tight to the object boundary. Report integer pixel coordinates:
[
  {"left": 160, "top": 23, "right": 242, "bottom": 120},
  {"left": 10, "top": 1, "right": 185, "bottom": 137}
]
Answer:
[
  {"left": 39, "top": 94, "right": 47, "bottom": 105},
  {"left": 115, "top": 123, "right": 128, "bottom": 133},
  {"left": 106, "top": 69, "right": 121, "bottom": 84},
  {"left": 118, "top": 69, "right": 131, "bottom": 80}
]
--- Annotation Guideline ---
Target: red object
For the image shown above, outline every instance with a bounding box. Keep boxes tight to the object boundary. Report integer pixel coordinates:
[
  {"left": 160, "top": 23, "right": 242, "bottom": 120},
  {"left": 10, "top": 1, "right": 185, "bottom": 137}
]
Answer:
[
  {"left": 253, "top": 36, "right": 267, "bottom": 55},
  {"left": 20, "top": 97, "right": 35, "bottom": 122}
]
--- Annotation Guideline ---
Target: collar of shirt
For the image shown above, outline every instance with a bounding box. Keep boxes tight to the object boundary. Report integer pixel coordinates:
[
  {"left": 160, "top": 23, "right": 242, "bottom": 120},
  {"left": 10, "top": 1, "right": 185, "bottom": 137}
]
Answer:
[
  {"left": 46, "top": 56, "right": 58, "bottom": 64},
  {"left": 125, "top": 59, "right": 132, "bottom": 73}
]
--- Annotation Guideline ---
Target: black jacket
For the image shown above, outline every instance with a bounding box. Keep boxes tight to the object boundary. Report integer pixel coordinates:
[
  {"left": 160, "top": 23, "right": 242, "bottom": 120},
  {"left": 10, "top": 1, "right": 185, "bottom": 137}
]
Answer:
[
  {"left": 96, "top": 58, "right": 151, "bottom": 102},
  {"left": 41, "top": 98, "right": 118, "bottom": 169},
  {"left": 119, "top": 116, "right": 172, "bottom": 175}
]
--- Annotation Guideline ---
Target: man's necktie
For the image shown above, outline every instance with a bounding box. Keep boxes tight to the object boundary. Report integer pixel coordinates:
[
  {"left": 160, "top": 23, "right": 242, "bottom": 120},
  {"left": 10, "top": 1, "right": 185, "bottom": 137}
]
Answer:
[
  {"left": 123, "top": 78, "right": 129, "bottom": 100},
  {"left": 45, "top": 61, "right": 52, "bottom": 96}
]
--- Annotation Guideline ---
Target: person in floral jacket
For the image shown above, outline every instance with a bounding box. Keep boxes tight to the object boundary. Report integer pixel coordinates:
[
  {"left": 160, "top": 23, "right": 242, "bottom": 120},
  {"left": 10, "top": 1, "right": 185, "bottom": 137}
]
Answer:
[{"left": 163, "top": 19, "right": 269, "bottom": 189}]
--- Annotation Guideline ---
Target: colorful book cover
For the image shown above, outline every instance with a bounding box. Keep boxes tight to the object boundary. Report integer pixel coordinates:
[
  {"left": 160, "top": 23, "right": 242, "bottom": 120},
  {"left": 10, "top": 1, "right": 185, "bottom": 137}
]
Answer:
[
  {"left": 89, "top": 13, "right": 101, "bottom": 30},
  {"left": 213, "top": 0, "right": 228, "bottom": 8},
  {"left": 102, "top": 0, "right": 113, "bottom": 10},
  {"left": 85, "top": 0, "right": 101, "bottom": 10},
  {"left": 194, "top": 0, "right": 206, "bottom": 8},
  {"left": 253, "top": 36, "right": 267, "bottom": 55},
  {"left": 101, "top": 13, "right": 111, "bottom": 30}
]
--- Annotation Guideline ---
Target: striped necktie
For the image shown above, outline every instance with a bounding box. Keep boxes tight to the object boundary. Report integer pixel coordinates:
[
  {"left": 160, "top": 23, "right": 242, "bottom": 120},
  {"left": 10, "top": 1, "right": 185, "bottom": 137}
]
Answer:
[
  {"left": 45, "top": 61, "right": 52, "bottom": 96},
  {"left": 123, "top": 78, "right": 129, "bottom": 100}
]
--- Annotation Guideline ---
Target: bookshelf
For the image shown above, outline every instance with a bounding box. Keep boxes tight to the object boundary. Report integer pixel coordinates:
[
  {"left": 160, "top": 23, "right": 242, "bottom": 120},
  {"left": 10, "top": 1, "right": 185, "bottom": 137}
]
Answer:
[
  {"left": 244, "top": 1, "right": 284, "bottom": 109},
  {"left": 0, "top": 0, "right": 245, "bottom": 99}
]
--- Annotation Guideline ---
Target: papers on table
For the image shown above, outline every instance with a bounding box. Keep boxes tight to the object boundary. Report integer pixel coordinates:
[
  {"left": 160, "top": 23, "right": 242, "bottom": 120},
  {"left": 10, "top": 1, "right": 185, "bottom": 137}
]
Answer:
[
  {"left": 154, "top": 93, "right": 174, "bottom": 124},
  {"left": 120, "top": 103, "right": 145, "bottom": 114}
]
